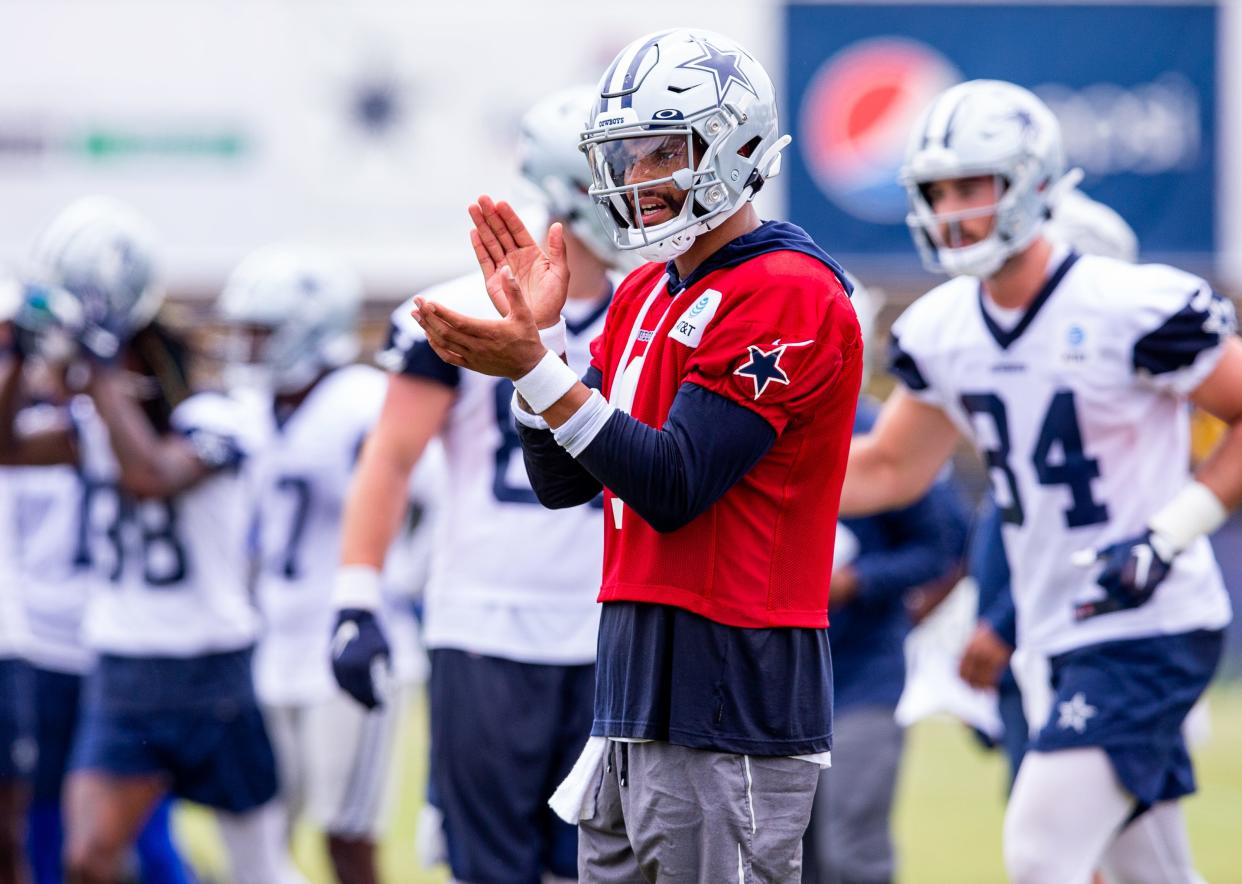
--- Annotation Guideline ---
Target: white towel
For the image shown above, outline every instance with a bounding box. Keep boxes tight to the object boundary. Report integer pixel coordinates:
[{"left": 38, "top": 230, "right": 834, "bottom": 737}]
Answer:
[{"left": 548, "top": 735, "right": 608, "bottom": 824}]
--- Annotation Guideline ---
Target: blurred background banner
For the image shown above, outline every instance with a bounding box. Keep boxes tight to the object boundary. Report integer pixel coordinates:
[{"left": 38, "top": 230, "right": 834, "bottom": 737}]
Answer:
[
  {"left": 785, "top": 2, "right": 1218, "bottom": 279},
  {"left": 0, "top": 0, "right": 777, "bottom": 298}
]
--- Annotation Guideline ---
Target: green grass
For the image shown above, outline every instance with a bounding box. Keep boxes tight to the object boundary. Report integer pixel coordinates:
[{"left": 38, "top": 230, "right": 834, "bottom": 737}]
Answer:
[{"left": 176, "top": 685, "right": 1242, "bottom": 883}]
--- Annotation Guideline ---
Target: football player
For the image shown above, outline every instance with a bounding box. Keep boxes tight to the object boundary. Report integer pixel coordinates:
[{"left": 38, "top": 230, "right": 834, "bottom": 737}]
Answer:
[
  {"left": 413, "top": 29, "right": 861, "bottom": 880},
  {"left": 11, "top": 383, "right": 192, "bottom": 883},
  {"left": 841, "top": 81, "right": 1241, "bottom": 883},
  {"left": 958, "top": 190, "right": 1143, "bottom": 786},
  {"left": 218, "top": 245, "right": 442, "bottom": 884},
  {"left": 0, "top": 197, "right": 304, "bottom": 884},
  {"left": 329, "top": 87, "right": 623, "bottom": 883}
]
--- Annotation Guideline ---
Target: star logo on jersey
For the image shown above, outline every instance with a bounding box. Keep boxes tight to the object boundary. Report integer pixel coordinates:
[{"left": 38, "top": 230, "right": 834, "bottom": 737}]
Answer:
[
  {"left": 676, "top": 40, "right": 757, "bottom": 105},
  {"left": 1056, "top": 692, "right": 1097, "bottom": 734},
  {"left": 733, "top": 340, "right": 812, "bottom": 399}
]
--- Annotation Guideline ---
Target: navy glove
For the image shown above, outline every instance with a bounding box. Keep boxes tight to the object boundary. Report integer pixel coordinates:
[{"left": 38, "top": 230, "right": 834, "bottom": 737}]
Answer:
[
  {"left": 331, "top": 608, "right": 391, "bottom": 710},
  {"left": 1073, "top": 530, "right": 1174, "bottom": 621}
]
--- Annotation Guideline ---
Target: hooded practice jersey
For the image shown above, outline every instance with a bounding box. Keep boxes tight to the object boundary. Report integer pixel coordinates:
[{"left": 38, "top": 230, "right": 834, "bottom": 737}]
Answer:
[
  {"left": 381, "top": 272, "right": 613, "bottom": 664},
  {"left": 74, "top": 393, "right": 262, "bottom": 657},
  {"left": 890, "top": 251, "right": 1234, "bottom": 655}
]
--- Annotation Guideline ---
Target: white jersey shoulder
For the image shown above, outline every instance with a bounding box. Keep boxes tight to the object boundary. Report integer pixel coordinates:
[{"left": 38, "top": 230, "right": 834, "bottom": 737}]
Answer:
[
  {"left": 79, "top": 390, "right": 261, "bottom": 657},
  {"left": 416, "top": 274, "right": 621, "bottom": 665},
  {"left": 378, "top": 273, "right": 494, "bottom": 374},
  {"left": 889, "top": 253, "right": 1232, "bottom": 656}
]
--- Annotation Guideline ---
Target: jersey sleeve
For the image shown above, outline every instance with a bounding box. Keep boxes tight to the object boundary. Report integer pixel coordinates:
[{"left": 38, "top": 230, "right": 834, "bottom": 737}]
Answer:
[
  {"left": 681, "top": 268, "right": 860, "bottom": 435},
  {"left": 885, "top": 293, "right": 954, "bottom": 411},
  {"left": 170, "top": 394, "right": 250, "bottom": 473},
  {"left": 375, "top": 297, "right": 461, "bottom": 388},
  {"left": 1128, "top": 265, "right": 1237, "bottom": 395}
]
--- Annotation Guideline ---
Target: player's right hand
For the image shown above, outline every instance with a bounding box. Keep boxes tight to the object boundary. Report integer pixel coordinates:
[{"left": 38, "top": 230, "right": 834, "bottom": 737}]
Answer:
[
  {"left": 331, "top": 609, "right": 392, "bottom": 710},
  {"left": 1071, "top": 529, "right": 1174, "bottom": 620},
  {"left": 467, "top": 195, "right": 569, "bottom": 328}
]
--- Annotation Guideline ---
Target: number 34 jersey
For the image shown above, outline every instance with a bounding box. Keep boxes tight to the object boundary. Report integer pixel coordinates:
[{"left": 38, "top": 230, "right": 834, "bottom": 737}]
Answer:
[
  {"left": 891, "top": 251, "right": 1235, "bottom": 656},
  {"left": 73, "top": 392, "right": 263, "bottom": 658}
]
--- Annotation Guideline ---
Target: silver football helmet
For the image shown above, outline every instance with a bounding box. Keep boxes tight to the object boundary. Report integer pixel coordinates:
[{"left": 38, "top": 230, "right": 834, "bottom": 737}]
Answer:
[
  {"left": 1046, "top": 188, "right": 1139, "bottom": 263},
  {"left": 217, "top": 246, "right": 362, "bottom": 394},
  {"left": 580, "top": 29, "right": 790, "bottom": 262},
  {"left": 519, "top": 86, "right": 624, "bottom": 267},
  {"left": 23, "top": 196, "right": 163, "bottom": 360},
  {"left": 900, "top": 80, "right": 1074, "bottom": 278}
]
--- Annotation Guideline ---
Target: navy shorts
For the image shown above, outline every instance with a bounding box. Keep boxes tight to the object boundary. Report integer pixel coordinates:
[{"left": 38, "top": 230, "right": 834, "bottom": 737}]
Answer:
[
  {"left": 30, "top": 667, "right": 83, "bottom": 803},
  {"left": 1030, "top": 629, "right": 1223, "bottom": 807},
  {"left": 428, "top": 649, "right": 594, "bottom": 884},
  {"left": 70, "top": 648, "right": 278, "bottom": 814},
  {"left": 0, "top": 657, "right": 36, "bottom": 782}
]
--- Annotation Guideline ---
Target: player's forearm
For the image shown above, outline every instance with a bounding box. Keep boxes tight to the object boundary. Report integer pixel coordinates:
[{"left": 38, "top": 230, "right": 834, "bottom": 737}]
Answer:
[
  {"left": 86, "top": 368, "right": 202, "bottom": 495},
  {"left": 1193, "top": 419, "right": 1242, "bottom": 511},
  {"left": 840, "top": 438, "right": 927, "bottom": 517},
  {"left": 339, "top": 435, "right": 416, "bottom": 570}
]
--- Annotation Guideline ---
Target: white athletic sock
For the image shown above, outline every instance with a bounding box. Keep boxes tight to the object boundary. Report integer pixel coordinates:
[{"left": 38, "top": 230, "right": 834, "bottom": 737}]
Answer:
[
  {"left": 1100, "top": 801, "right": 1206, "bottom": 884},
  {"left": 215, "top": 800, "right": 308, "bottom": 884},
  {"left": 1004, "top": 748, "right": 1136, "bottom": 884}
]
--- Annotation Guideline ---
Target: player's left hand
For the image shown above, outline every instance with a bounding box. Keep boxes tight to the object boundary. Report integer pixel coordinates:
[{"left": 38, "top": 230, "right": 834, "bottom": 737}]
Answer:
[
  {"left": 413, "top": 266, "right": 546, "bottom": 380},
  {"left": 331, "top": 609, "right": 392, "bottom": 710},
  {"left": 1071, "top": 530, "right": 1174, "bottom": 620}
]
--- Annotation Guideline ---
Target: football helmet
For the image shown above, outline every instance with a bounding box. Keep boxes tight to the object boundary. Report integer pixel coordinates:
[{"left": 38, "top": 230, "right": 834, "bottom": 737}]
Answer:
[
  {"left": 1046, "top": 187, "right": 1139, "bottom": 263},
  {"left": 217, "top": 246, "right": 362, "bottom": 394},
  {"left": 22, "top": 196, "right": 163, "bottom": 361},
  {"left": 900, "top": 80, "right": 1074, "bottom": 278},
  {"left": 519, "top": 86, "right": 623, "bottom": 267},
  {"left": 580, "top": 29, "right": 790, "bottom": 262}
]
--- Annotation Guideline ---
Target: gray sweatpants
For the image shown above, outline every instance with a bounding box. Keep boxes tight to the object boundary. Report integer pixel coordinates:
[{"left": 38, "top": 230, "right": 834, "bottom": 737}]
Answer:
[
  {"left": 578, "top": 739, "right": 821, "bottom": 883},
  {"left": 802, "top": 707, "right": 904, "bottom": 884}
]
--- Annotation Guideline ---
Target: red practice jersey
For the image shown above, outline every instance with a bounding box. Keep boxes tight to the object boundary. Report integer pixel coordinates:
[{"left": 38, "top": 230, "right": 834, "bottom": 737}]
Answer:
[{"left": 589, "top": 246, "right": 863, "bottom": 628}]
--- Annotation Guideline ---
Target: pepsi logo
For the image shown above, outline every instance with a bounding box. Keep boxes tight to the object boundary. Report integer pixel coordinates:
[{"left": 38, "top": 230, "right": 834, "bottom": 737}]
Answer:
[{"left": 799, "top": 38, "right": 960, "bottom": 223}]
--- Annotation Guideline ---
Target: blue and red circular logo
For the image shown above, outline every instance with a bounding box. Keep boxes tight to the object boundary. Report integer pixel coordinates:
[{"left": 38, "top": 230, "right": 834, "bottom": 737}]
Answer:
[{"left": 799, "top": 39, "right": 960, "bottom": 223}]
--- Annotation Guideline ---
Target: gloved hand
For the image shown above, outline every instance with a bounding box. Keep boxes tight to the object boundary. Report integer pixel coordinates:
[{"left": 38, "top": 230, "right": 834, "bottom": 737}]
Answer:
[
  {"left": 331, "top": 608, "right": 392, "bottom": 710},
  {"left": 13, "top": 283, "right": 124, "bottom": 364},
  {"left": 1072, "top": 530, "right": 1174, "bottom": 620}
]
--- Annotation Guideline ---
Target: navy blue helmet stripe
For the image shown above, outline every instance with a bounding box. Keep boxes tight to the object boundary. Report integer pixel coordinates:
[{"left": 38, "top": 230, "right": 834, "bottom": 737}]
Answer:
[{"left": 619, "top": 31, "right": 674, "bottom": 110}]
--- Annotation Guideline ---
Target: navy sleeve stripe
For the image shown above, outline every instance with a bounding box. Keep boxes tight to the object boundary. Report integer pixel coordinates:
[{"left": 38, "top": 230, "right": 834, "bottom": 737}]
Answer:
[
  {"left": 1133, "top": 289, "right": 1235, "bottom": 377},
  {"left": 391, "top": 338, "right": 460, "bottom": 388},
  {"left": 888, "top": 334, "right": 930, "bottom": 392}
]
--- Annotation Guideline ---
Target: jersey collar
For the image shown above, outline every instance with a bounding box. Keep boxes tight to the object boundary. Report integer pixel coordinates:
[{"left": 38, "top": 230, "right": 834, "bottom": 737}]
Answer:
[
  {"left": 663, "top": 220, "right": 852, "bottom": 297},
  {"left": 978, "top": 251, "right": 1080, "bottom": 351}
]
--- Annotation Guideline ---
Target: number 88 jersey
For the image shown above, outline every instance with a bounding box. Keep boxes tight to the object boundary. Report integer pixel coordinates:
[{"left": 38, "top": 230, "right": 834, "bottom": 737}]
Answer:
[
  {"left": 890, "top": 251, "right": 1234, "bottom": 656},
  {"left": 73, "top": 392, "right": 262, "bottom": 657}
]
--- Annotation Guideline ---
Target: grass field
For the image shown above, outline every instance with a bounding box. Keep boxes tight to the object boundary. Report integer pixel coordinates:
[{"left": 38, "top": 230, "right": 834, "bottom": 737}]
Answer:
[{"left": 176, "top": 684, "right": 1242, "bottom": 882}]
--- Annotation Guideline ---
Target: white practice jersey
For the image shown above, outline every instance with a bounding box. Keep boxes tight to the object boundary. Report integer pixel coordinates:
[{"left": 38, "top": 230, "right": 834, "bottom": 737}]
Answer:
[
  {"left": 75, "top": 392, "right": 262, "bottom": 657},
  {"left": 249, "top": 364, "right": 443, "bottom": 704},
  {"left": 0, "top": 471, "right": 28, "bottom": 659},
  {"left": 890, "top": 251, "right": 1235, "bottom": 656},
  {"left": 380, "top": 272, "right": 614, "bottom": 664}
]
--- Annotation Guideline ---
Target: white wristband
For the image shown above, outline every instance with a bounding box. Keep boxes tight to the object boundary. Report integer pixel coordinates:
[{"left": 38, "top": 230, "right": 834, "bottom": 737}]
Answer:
[
  {"left": 538, "top": 317, "right": 568, "bottom": 357},
  {"left": 552, "top": 389, "right": 615, "bottom": 457},
  {"left": 511, "top": 390, "right": 550, "bottom": 430},
  {"left": 1148, "top": 481, "right": 1229, "bottom": 557},
  {"left": 514, "top": 349, "right": 579, "bottom": 414},
  {"left": 333, "top": 564, "right": 383, "bottom": 611}
]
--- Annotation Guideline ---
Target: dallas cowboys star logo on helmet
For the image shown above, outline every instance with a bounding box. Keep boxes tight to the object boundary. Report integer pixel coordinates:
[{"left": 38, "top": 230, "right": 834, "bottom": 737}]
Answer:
[{"left": 676, "top": 39, "right": 757, "bottom": 105}]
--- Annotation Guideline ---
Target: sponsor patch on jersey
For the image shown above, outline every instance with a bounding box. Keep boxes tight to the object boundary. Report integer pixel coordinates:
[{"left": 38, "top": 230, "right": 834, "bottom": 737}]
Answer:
[
  {"left": 667, "top": 289, "right": 722, "bottom": 348},
  {"left": 1059, "top": 320, "right": 1091, "bottom": 366}
]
